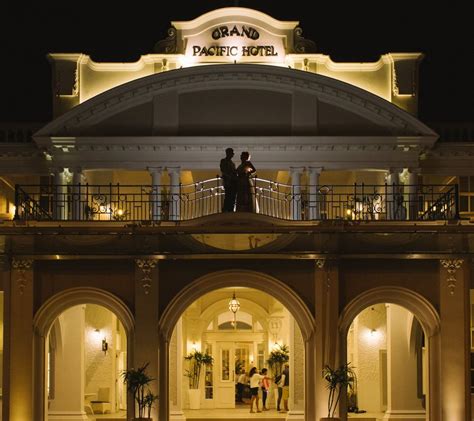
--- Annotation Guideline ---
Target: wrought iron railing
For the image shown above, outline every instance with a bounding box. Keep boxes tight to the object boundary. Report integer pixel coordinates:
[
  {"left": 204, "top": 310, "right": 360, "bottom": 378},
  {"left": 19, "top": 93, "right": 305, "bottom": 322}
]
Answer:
[{"left": 13, "top": 178, "right": 459, "bottom": 222}]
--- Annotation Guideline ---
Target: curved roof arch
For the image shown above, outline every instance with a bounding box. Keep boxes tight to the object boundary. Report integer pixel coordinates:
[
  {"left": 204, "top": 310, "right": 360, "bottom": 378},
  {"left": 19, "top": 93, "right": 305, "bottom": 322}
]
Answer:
[{"left": 36, "top": 64, "right": 436, "bottom": 139}]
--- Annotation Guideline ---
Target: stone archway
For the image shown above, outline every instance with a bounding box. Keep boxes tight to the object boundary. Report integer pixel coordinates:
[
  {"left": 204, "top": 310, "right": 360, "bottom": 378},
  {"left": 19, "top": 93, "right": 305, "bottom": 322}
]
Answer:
[
  {"left": 158, "top": 269, "right": 316, "bottom": 421},
  {"left": 339, "top": 286, "right": 441, "bottom": 421},
  {"left": 32, "top": 287, "right": 135, "bottom": 421}
]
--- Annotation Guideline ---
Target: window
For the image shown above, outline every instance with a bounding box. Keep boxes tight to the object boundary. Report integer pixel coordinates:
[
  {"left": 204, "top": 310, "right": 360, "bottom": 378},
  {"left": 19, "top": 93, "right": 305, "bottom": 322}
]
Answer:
[{"left": 459, "top": 176, "right": 474, "bottom": 214}]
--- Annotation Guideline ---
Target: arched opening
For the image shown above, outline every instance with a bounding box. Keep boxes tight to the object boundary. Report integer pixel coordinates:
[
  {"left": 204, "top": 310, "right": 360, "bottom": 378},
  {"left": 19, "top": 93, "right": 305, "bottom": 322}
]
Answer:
[
  {"left": 340, "top": 287, "right": 441, "bottom": 421},
  {"left": 159, "top": 270, "right": 316, "bottom": 420},
  {"left": 33, "top": 288, "right": 135, "bottom": 421}
]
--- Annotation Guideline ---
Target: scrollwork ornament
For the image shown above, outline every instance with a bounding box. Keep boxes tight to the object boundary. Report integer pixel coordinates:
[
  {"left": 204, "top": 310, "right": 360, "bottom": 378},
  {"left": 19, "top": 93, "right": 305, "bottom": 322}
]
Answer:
[
  {"left": 440, "top": 259, "right": 463, "bottom": 295},
  {"left": 12, "top": 258, "right": 33, "bottom": 295},
  {"left": 135, "top": 259, "right": 157, "bottom": 294}
]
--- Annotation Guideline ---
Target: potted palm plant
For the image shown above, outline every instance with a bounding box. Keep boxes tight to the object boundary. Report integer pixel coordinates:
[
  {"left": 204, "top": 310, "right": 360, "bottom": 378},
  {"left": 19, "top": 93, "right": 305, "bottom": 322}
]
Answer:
[
  {"left": 121, "top": 362, "right": 157, "bottom": 420},
  {"left": 321, "top": 363, "right": 355, "bottom": 421},
  {"left": 266, "top": 344, "right": 289, "bottom": 408},
  {"left": 184, "top": 350, "right": 213, "bottom": 409}
]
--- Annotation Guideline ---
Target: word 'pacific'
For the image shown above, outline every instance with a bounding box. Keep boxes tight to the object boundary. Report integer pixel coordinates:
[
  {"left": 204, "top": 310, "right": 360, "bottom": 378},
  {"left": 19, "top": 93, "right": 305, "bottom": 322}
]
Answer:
[{"left": 192, "top": 45, "right": 278, "bottom": 57}]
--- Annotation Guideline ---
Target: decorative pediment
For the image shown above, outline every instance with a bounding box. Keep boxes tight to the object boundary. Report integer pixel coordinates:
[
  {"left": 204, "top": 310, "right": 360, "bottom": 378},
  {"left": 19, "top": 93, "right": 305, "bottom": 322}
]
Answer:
[{"left": 35, "top": 64, "right": 437, "bottom": 140}]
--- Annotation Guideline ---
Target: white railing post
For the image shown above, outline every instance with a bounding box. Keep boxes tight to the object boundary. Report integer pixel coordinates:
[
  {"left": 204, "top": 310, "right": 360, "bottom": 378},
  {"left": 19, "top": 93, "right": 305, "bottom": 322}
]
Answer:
[
  {"left": 168, "top": 167, "right": 181, "bottom": 221},
  {"left": 308, "top": 167, "right": 322, "bottom": 220},
  {"left": 52, "top": 168, "right": 66, "bottom": 220},
  {"left": 148, "top": 167, "right": 162, "bottom": 221},
  {"left": 71, "top": 168, "right": 84, "bottom": 220},
  {"left": 290, "top": 167, "right": 304, "bottom": 220},
  {"left": 407, "top": 168, "right": 420, "bottom": 220}
]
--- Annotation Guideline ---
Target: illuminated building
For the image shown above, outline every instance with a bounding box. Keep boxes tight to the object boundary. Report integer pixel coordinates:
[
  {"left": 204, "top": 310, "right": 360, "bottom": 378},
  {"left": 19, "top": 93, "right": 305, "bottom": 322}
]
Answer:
[{"left": 0, "top": 7, "right": 473, "bottom": 421}]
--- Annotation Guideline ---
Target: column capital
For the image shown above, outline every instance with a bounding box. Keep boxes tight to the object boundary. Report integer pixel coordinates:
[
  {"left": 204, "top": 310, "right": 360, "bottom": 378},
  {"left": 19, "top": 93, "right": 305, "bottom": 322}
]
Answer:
[
  {"left": 147, "top": 166, "right": 163, "bottom": 174},
  {"left": 307, "top": 166, "right": 323, "bottom": 174},
  {"left": 386, "top": 167, "right": 404, "bottom": 175},
  {"left": 407, "top": 167, "right": 421, "bottom": 174},
  {"left": 70, "top": 166, "right": 83, "bottom": 174},
  {"left": 290, "top": 166, "right": 305, "bottom": 173},
  {"left": 167, "top": 166, "right": 181, "bottom": 174}
]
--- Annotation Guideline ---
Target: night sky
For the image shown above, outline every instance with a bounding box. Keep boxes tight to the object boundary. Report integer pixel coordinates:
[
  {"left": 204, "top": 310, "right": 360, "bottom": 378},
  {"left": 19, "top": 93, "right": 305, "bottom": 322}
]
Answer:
[{"left": 3, "top": 2, "right": 472, "bottom": 124}]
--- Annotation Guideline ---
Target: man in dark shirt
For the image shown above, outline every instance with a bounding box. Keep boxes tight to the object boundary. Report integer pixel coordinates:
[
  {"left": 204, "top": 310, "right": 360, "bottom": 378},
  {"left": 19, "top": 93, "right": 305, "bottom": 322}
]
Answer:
[{"left": 220, "top": 147, "right": 237, "bottom": 212}]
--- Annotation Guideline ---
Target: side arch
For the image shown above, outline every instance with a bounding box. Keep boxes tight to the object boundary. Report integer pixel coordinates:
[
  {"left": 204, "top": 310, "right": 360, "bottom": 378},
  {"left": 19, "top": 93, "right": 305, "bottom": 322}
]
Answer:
[
  {"left": 32, "top": 287, "right": 135, "bottom": 421},
  {"left": 339, "top": 286, "right": 441, "bottom": 421}
]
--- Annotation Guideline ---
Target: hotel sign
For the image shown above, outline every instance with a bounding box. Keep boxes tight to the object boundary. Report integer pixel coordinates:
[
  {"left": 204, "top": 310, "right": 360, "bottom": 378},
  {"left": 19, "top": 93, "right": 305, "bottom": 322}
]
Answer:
[
  {"left": 172, "top": 9, "right": 299, "bottom": 64},
  {"left": 191, "top": 25, "right": 279, "bottom": 58}
]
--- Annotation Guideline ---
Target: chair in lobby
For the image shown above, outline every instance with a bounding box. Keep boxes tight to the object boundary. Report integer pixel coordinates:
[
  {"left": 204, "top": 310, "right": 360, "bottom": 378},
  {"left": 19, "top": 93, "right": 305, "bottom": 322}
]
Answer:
[{"left": 90, "top": 387, "right": 112, "bottom": 414}]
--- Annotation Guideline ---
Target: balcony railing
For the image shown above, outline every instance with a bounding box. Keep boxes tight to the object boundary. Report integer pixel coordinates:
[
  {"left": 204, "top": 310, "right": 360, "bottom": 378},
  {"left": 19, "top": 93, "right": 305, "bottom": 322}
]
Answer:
[{"left": 14, "top": 177, "right": 459, "bottom": 222}]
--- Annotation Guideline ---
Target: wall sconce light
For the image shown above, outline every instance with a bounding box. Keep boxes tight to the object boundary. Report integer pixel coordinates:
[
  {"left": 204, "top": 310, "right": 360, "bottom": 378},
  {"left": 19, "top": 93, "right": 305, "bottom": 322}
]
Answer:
[
  {"left": 102, "top": 337, "right": 108, "bottom": 355},
  {"left": 95, "top": 329, "right": 108, "bottom": 355}
]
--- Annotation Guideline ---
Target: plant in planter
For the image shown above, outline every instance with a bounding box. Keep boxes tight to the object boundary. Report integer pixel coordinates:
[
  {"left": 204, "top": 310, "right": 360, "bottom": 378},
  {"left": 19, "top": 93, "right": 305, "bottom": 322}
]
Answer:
[
  {"left": 184, "top": 350, "right": 213, "bottom": 409},
  {"left": 322, "top": 363, "right": 355, "bottom": 421},
  {"left": 121, "top": 362, "right": 158, "bottom": 420},
  {"left": 266, "top": 344, "right": 289, "bottom": 379}
]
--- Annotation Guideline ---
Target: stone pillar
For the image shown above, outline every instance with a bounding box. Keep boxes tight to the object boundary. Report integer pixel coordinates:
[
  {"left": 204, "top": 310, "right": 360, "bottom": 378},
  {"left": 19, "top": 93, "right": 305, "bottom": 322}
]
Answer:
[
  {"left": 314, "top": 259, "right": 341, "bottom": 420},
  {"left": 288, "top": 317, "right": 305, "bottom": 419},
  {"left": 9, "top": 258, "right": 34, "bottom": 421},
  {"left": 307, "top": 167, "right": 322, "bottom": 220},
  {"left": 169, "top": 318, "right": 185, "bottom": 420},
  {"left": 383, "top": 304, "right": 425, "bottom": 421},
  {"left": 48, "top": 305, "right": 88, "bottom": 421},
  {"left": 406, "top": 168, "right": 420, "bottom": 220},
  {"left": 148, "top": 167, "right": 163, "bottom": 221},
  {"left": 386, "top": 169, "right": 402, "bottom": 220},
  {"left": 135, "top": 259, "right": 159, "bottom": 420},
  {"left": 53, "top": 168, "right": 67, "bottom": 220},
  {"left": 290, "top": 167, "right": 304, "bottom": 220},
  {"left": 168, "top": 167, "right": 181, "bottom": 221},
  {"left": 71, "top": 168, "right": 84, "bottom": 220},
  {"left": 439, "top": 259, "right": 470, "bottom": 421}
]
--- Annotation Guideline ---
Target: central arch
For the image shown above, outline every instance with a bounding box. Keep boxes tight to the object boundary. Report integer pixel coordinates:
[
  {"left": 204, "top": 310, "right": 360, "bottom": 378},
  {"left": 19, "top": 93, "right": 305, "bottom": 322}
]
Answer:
[{"left": 159, "top": 269, "right": 317, "bottom": 420}]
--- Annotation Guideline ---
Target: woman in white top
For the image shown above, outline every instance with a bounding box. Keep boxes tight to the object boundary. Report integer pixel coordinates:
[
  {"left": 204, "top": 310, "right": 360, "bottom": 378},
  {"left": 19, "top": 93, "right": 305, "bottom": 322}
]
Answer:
[{"left": 248, "top": 367, "right": 265, "bottom": 413}]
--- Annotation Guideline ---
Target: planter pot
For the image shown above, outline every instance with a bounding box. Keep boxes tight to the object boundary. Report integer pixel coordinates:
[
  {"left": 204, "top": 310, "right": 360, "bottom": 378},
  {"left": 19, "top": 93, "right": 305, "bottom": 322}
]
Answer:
[{"left": 188, "top": 388, "right": 201, "bottom": 409}]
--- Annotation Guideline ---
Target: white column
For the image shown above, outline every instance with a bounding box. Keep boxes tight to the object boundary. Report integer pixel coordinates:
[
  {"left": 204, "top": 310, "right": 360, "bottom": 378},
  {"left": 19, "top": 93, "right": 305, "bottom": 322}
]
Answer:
[
  {"left": 383, "top": 304, "right": 425, "bottom": 421},
  {"left": 168, "top": 167, "right": 181, "bottom": 221},
  {"left": 48, "top": 305, "right": 88, "bottom": 420},
  {"left": 53, "top": 168, "right": 67, "bottom": 220},
  {"left": 290, "top": 167, "right": 304, "bottom": 220},
  {"left": 148, "top": 167, "right": 163, "bottom": 221},
  {"left": 170, "top": 318, "right": 185, "bottom": 420},
  {"left": 406, "top": 168, "right": 419, "bottom": 220},
  {"left": 385, "top": 169, "right": 401, "bottom": 220},
  {"left": 288, "top": 317, "right": 305, "bottom": 420},
  {"left": 71, "top": 168, "right": 84, "bottom": 220},
  {"left": 307, "top": 167, "right": 322, "bottom": 220}
]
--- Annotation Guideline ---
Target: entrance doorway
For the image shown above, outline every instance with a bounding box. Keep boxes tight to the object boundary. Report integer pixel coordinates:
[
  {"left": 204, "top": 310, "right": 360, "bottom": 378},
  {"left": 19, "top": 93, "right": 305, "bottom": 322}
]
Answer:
[{"left": 170, "top": 286, "right": 304, "bottom": 416}]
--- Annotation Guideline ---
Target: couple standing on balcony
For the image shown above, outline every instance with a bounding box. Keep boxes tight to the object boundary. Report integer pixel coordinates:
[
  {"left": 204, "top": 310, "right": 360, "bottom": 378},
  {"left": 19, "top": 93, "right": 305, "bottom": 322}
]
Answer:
[{"left": 220, "top": 147, "right": 257, "bottom": 213}]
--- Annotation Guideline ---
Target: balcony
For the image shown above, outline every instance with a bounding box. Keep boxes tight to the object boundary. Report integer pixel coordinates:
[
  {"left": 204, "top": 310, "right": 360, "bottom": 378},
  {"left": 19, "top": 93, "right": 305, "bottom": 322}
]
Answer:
[{"left": 14, "top": 177, "right": 458, "bottom": 223}]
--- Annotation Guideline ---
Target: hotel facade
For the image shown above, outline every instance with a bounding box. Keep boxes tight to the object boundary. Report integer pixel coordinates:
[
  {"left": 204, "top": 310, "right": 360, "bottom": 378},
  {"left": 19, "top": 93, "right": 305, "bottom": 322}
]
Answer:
[{"left": 0, "top": 7, "right": 473, "bottom": 421}]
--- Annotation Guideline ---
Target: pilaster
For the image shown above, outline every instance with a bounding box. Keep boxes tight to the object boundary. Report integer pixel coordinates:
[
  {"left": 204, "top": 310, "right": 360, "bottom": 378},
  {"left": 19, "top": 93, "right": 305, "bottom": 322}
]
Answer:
[
  {"left": 134, "top": 259, "right": 160, "bottom": 420},
  {"left": 9, "top": 258, "right": 34, "bottom": 421},
  {"left": 439, "top": 259, "right": 470, "bottom": 421}
]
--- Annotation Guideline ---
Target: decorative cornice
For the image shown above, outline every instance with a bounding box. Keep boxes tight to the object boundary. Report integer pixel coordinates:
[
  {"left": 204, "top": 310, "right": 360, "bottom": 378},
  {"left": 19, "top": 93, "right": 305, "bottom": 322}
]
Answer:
[
  {"left": 35, "top": 65, "right": 436, "bottom": 139},
  {"left": 440, "top": 259, "right": 463, "bottom": 295},
  {"left": 135, "top": 259, "right": 157, "bottom": 294},
  {"left": 11, "top": 258, "right": 34, "bottom": 295}
]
